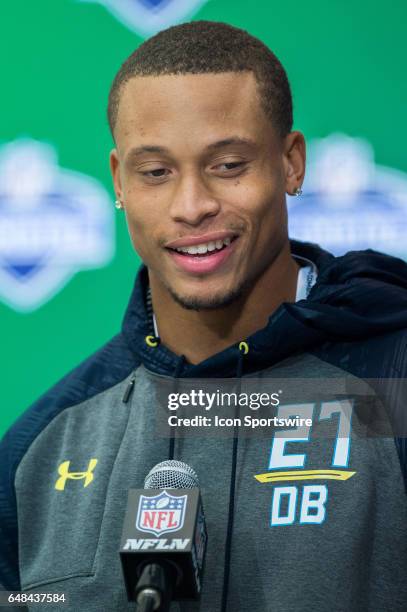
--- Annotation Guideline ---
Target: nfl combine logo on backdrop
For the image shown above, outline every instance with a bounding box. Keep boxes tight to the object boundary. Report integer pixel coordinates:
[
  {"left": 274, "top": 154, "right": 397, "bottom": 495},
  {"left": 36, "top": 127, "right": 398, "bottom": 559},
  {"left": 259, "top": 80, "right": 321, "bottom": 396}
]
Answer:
[
  {"left": 0, "top": 139, "right": 114, "bottom": 312},
  {"left": 288, "top": 133, "right": 407, "bottom": 261},
  {"left": 79, "top": 0, "right": 209, "bottom": 36},
  {"left": 136, "top": 490, "right": 187, "bottom": 537}
]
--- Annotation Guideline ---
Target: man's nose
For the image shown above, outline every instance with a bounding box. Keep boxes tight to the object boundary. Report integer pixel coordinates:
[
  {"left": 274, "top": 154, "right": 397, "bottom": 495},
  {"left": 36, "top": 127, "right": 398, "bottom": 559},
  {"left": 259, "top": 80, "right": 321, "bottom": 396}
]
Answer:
[{"left": 168, "top": 173, "right": 221, "bottom": 226}]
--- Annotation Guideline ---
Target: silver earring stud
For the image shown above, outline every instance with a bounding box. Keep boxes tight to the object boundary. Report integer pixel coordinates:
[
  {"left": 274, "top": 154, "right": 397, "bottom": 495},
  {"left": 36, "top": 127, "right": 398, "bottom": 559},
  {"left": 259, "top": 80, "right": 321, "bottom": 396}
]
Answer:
[
  {"left": 115, "top": 199, "right": 124, "bottom": 210},
  {"left": 293, "top": 187, "right": 303, "bottom": 196}
]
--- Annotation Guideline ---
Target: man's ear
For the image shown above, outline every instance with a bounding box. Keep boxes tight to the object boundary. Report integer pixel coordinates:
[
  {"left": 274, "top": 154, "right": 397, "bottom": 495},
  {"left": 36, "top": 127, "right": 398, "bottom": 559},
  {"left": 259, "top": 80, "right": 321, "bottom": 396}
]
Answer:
[
  {"left": 109, "top": 148, "right": 123, "bottom": 201},
  {"left": 282, "top": 131, "right": 306, "bottom": 195}
]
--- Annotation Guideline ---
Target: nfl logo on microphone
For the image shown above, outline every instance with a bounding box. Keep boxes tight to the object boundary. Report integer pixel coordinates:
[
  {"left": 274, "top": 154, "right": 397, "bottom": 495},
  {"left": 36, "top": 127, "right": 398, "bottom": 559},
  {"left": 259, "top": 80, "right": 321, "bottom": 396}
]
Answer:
[{"left": 136, "top": 490, "right": 187, "bottom": 537}]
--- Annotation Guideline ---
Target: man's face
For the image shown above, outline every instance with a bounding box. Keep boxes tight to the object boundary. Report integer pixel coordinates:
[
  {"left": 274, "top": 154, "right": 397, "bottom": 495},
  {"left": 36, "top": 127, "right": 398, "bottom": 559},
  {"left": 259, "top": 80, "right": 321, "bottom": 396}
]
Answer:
[{"left": 110, "top": 72, "right": 299, "bottom": 309}]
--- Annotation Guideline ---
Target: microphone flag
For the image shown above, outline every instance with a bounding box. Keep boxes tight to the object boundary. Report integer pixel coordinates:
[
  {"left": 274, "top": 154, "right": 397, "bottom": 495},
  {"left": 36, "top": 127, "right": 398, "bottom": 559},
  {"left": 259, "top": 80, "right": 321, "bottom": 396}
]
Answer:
[{"left": 120, "top": 487, "right": 207, "bottom": 601}]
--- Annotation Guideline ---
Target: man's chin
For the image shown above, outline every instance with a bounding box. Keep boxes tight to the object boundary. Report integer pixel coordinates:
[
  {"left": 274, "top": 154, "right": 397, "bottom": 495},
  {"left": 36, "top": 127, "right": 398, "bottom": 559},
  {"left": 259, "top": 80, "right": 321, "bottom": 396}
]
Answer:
[{"left": 168, "top": 284, "right": 244, "bottom": 311}]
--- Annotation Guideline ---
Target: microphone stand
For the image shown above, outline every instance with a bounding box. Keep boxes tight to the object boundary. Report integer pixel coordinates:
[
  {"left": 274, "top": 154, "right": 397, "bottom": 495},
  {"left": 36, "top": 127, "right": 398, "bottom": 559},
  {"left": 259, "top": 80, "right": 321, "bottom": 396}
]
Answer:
[
  {"left": 136, "top": 589, "right": 160, "bottom": 612},
  {"left": 135, "top": 563, "right": 172, "bottom": 612}
]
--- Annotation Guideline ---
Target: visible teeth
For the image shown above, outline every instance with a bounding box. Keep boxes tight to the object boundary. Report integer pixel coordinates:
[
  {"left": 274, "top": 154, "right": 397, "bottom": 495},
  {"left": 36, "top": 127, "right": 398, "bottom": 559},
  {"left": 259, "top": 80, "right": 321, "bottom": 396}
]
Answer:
[{"left": 174, "top": 237, "right": 233, "bottom": 255}]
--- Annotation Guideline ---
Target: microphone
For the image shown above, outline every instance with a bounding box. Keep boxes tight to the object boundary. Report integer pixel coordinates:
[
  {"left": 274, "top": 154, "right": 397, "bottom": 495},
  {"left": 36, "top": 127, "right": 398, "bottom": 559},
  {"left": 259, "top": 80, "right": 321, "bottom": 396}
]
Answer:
[{"left": 120, "top": 460, "right": 208, "bottom": 611}]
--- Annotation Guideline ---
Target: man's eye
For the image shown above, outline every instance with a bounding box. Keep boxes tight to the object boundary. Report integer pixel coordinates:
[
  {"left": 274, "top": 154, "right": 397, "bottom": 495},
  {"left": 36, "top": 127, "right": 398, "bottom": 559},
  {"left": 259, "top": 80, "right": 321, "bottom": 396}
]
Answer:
[
  {"left": 216, "top": 162, "right": 246, "bottom": 173},
  {"left": 144, "top": 168, "right": 168, "bottom": 178}
]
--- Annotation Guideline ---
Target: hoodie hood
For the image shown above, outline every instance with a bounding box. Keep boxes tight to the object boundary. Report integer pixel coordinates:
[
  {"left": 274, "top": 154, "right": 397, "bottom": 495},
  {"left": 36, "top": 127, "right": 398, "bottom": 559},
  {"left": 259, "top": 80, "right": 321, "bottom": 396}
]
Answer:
[{"left": 121, "top": 239, "right": 407, "bottom": 378}]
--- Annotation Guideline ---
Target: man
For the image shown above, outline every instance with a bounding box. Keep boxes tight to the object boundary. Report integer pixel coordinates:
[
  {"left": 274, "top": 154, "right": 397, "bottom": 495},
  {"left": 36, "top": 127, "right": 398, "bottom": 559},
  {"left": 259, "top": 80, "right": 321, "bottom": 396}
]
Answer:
[{"left": 1, "top": 20, "right": 407, "bottom": 612}]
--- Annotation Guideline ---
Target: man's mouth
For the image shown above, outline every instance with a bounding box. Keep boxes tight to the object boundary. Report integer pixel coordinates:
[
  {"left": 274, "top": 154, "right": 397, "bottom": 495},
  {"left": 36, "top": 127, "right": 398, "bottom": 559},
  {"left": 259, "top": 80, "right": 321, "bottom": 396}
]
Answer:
[
  {"left": 169, "top": 236, "right": 235, "bottom": 257},
  {"left": 164, "top": 233, "right": 239, "bottom": 274}
]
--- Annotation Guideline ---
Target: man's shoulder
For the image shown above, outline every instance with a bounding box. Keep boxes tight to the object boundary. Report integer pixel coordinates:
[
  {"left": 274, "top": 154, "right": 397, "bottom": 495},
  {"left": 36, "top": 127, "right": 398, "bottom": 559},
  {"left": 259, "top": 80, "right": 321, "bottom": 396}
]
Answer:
[
  {"left": 311, "top": 326, "right": 407, "bottom": 379},
  {"left": 0, "top": 332, "right": 140, "bottom": 591},
  {"left": 377, "top": 326, "right": 407, "bottom": 376},
  {"left": 354, "top": 326, "right": 407, "bottom": 377},
  {"left": 0, "top": 332, "right": 139, "bottom": 474}
]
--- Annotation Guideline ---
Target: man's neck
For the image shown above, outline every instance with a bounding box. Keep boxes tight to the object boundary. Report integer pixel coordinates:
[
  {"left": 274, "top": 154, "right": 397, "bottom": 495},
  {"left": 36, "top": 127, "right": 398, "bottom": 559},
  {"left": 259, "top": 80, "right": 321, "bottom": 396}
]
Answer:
[{"left": 149, "top": 244, "right": 300, "bottom": 365}]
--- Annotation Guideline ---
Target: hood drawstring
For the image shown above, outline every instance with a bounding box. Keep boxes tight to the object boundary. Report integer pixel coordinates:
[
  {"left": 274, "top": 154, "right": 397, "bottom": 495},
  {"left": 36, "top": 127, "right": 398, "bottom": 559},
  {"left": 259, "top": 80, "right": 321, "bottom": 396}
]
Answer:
[
  {"left": 125, "top": 306, "right": 184, "bottom": 462},
  {"left": 237, "top": 341, "right": 249, "bottom": 376},
  {"left": 122, "top": 334, "right": 161, "bottom": 404},
  {"left": 145, "top": 335, "right": 160, "bottom": 348},
  {"left": 221, "top": 341, "right": 248, "bottom": 612},
  {"left": 124, "top": 329, "right": 184, "bottom": 462},
  {"left": 169, "top": 354, "right": 187, "bottom": 460}
]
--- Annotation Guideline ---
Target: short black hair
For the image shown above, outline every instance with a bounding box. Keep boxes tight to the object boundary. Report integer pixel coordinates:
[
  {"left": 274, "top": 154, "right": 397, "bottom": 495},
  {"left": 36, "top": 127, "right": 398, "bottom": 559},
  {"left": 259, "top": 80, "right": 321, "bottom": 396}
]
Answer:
[{"left": 107, "top": 20, "right": 293, "bottom": 138}]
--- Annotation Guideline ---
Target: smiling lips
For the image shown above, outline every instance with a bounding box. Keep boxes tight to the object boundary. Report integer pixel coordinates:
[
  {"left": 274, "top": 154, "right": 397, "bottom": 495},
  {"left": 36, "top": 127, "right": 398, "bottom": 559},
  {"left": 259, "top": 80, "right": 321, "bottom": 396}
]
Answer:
[{"left": 165, "top": 231, "right": 238, "bottom": 275}]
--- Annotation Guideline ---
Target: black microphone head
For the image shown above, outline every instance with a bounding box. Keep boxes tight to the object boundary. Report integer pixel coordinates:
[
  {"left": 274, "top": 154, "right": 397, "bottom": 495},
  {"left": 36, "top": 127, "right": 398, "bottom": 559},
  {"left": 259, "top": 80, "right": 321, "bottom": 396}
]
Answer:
[{"left": 144, "top": 460, "right": 199, "bottom": 489}]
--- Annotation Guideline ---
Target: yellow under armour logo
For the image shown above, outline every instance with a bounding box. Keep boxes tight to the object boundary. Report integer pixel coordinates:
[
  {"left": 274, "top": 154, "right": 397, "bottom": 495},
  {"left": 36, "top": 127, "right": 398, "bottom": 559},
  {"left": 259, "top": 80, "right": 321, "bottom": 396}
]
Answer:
[{"left": 55, "top": 458, "right": 98, "bottom": 491}]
